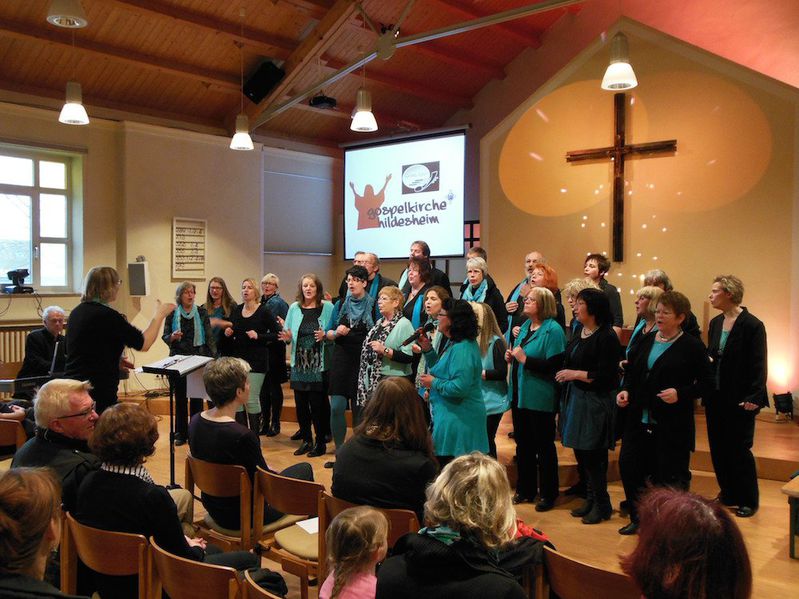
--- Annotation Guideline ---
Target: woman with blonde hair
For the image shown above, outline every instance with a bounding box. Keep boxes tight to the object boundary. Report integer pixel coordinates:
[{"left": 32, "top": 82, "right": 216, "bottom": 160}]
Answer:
[
  {"left": 469, "top": 302, "right": 508, "bottom": 459},
  {"left": 376, "top": 453, "right": 527, "bottom": 599},
  {"left": 0, "top": 468, "right": 86, "bottom": 598},
  {"left": 259, "top": 273, "right": 290, "bottom": 437},
  {"left": 65, "top": 266, "right": 175, "bottom": 413}
]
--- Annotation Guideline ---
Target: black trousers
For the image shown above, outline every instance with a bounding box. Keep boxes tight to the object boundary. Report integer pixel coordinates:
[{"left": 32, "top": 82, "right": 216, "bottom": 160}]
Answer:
[
  {"left": 512, "top": 407, "right": 559, "bottom": 501},
  {"left": 706, "top": 404, "right": 759, "bottom": 508},
  {"left": 294, "top": 389, "right": 327, "bottom": 443},
  {"left": 574, "top": 448, "right": 610, "bottom": 509},
  {"left": 174, "top": 376, "right": 204, "bottom": 438},
  {"left": 259, "top": 373, "right": 284, "bottom": 429},
  {"left": 486, "top": 413, "right": 503, "bottom": 459}
]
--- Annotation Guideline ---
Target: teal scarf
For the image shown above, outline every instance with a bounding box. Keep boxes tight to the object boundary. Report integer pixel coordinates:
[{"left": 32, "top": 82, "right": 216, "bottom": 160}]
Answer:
[
  {"left": 461, "top": 278, "right": 488, "bottom": 303},
  {"left": 419, "top": 525, "right": 461, "bottom": 546},
  {"left": 172, "top": 304, "right": 205, "bottom": 347}
]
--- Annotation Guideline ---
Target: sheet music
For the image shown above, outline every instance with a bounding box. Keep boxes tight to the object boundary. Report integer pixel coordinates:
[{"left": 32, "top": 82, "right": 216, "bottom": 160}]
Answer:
[
  {"left": 295, "top": 517, "right": 319, "bottom": 535},
  {"left": 139, "top": 354, "right": 213, "bottom": 376}
]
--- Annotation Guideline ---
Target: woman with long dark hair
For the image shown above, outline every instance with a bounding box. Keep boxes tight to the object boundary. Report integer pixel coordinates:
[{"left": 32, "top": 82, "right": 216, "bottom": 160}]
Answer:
[{"left": 205, "top": 276, "right": 236, "bottom": 352}]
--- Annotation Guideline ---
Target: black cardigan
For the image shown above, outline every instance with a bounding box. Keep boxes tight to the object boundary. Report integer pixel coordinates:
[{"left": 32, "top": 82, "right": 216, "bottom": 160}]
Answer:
[
  {"left": 559, "top": 326, "right": 621, "bottom": 393},
  {"left": 224, "top": 303, "right": 278, "bottom": 373},
  {"left": 706, "top": 307, "right": 768, "bottom": 409},
  {"left": 623, "top": 332, "right": 712, "bottom": 452}
]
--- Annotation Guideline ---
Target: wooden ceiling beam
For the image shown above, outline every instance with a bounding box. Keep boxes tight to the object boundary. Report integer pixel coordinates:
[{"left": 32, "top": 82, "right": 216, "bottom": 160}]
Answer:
[
  {"left": 431, "top": 0, "right": 542, "bottom": 48},
  {"left": 105, "top": 0, "right": 295, "bottom": 59},
  {"left": 246, "top": 0, "right": 358, "bottom": 126},
  {"left": 0, "top": 18, "right": 241, "bottom": 91},
  {"left": 271, "top": 0, "right": 333, "bottom": 20},
  {"left": 407, "top": 41, "right": 505, "bottom": 80},
  {"left": 291, "top": 99, "right": 436, "bottom": 131}
]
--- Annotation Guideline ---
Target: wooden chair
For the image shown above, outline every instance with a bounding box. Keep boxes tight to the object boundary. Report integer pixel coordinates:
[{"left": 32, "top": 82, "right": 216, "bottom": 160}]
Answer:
[
  {"left": 242, "top": 569, "right": 284, "bottom": 599},
  {"left": 61, "top": 511, "right": 150, "bottom": 599},
  {"left": 0, "top": 419, "right": 27, "bottom": 458},
  {"left": 317, "top": 491, "right": 420, "bottom": 581},
  {"left": 253, "top": 466, "right": 325, "bottom": 599},
  {"left": 542, "top": 545, "right": 640, "bottom": 599},
  {"left": 149, "top": 537, "right": 241, "bottom": 599},
  {"left": 185, "top": 454, "right": 254, "bottom": 551}
]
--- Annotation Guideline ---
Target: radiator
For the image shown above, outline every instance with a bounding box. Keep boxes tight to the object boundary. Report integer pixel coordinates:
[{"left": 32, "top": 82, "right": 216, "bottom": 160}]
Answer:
[{"left": 0, "top": 323, "right": 38, "bottom": 398}]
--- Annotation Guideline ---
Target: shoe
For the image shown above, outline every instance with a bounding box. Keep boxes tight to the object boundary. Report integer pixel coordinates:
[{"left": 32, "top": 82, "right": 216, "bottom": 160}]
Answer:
[
  {"left": 735, "top": 506, "right": 757, "bottom": 518},
  {"left": 307, "top": 444, "right": 326, "bottom": 458},
  {"left": 324, "top": 461, "right": 335, "bottom": 469},
  {"left": 293, "top": 441, "right": 312, "bottom": 456},
  {"left": 512, "top": 494, "right": 534, "bottom": 505},
  {"left": 713, "top": 494, "right": 737, "bottom": 507},
  {"left": 564, "top": 483, "right": 587, "bottom": 498},
  {"left": 289, "top": 430, "right": 304, "bottom": 441},
  {"left": 618, "top": 521, "right": 639, "bottom": 535},
  {"left": 324, "top": 433, "right": 333, "bottom": 443},
  {"left": 535, "top": 498, "right": 556, "bottom": 512},
  {"left": 570, "top": 501, "right": 594, "bottom": 518},
  {"left": 581, "top": 505, "right": 612, "bottom": 525},
  {"left": 266, "top": 424, "right": 280, "bottom": 437},
  {"left": 173, "top": 434, "right": 187, "bottom": 447},
  {"left": 619, "top": 499, "right": 630, "bottom": 516}
]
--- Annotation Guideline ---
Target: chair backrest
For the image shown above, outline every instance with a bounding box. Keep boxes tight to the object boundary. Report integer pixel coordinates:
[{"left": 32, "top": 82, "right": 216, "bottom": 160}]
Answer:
[
  {"left": 543, "top": 546, "right": 640, "bottom": 599},
  {"left": 150, "top": 537, "right": 241, "bottom": 599},
  {"left": 252, "top": 467, "right": 325, "bottom": 537},
  {"left": 0, "top": 419, "right": 27, "bottom": 450},
  {"left": 62, "top": 512, "right": 149, "bottom": 599},
  {"left": 242, "top": 569, "right": 283, "bottom": 599},
  {"left": 185, "top": 454, "right": 252, "bottom": 546},
  {"left": 317, "top": 491, "right": 420, "bottom": 580}
]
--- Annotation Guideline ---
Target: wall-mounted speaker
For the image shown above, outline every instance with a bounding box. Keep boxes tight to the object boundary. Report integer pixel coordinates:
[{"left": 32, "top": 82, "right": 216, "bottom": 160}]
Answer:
[
  {"left": 244, "top": 61, "right": 285, "bottom": 104},
  {"left": 128, "top": 261, "right": 150, "bottom": 297}
]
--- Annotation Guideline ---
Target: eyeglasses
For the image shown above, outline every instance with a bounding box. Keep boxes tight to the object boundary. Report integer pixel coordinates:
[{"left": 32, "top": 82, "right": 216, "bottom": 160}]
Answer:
[
  {"left": 523, "top": 297, "right": 537, "bottom": 303},
  {"left": 56, "top": 401, "right": 96, "bottom": 420}
]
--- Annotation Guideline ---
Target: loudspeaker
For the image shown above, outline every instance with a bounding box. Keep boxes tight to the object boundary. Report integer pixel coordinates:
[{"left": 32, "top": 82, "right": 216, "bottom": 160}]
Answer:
[
  {"left": 127, "top": 261, "right": 149, "bottom": 297},
  {"left": 244, "top": 61, "right": 285, "bottom": 104}
]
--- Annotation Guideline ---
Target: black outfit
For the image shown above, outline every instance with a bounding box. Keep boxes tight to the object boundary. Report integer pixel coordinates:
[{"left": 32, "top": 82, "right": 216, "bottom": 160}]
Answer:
[
  {"left": 161, "top": 306, "right": 216, "bottom": 439},
  {"left": 75, "top": 469, "right": 257, "bottom": 599},
  {"left": 337, "top": 273, "right": 397, "bottom": 304},
  {"left": 403, "top": 285, "right": 430, "bottom": 378},
  {"left": 14, "top": 328, "right": 66, "bottom": 400},
  {"left": 65, "top": 302, "right": 144, "bottom": 413},
  {"left": 0, "top": 574, "right": 87, "bottom": 599},
  {"left": 331, "top": 435, "right": 438, "bottom": 523},
  {"left": 402, "top": 267, "right": 451, "bottom": 295},
  {"left": 376, "top": 532, "right": 529, "bottom": 599},
  {"left": 598, "top": 279, "right": 624, "bottom": 328},
  {"left": 506, "top": 289, "right": 566, "bottom": 343},
  {"left": 291, "top": 306, "right": 329, "bottom": 447},
  {"left": 619, "top": 332, "right": 711, "bottom": 522},
  {"left": 259, "top": 295, "right": 289, "bottom": 434},
  {"left": 11, "top": 429, "right": 100, "bottom": 512},
  {"left": 328, "top": 309, "right": 372, "bottom": 399},
  {"left": 634, "top": 311, "right": 701, "bottom": 337},
  {"left": 224, "top": 303, "right": 278, "bottom": 373},
  {"left": 706, "top": 308, "right": 767, "bottom": 510},
  {"left": 188, "top": 414, "right": 313, "bottom": 530}
]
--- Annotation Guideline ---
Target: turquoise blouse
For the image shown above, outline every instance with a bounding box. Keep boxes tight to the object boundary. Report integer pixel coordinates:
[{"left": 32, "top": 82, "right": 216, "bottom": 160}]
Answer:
[{"left": 508, "top": 318, "right": 566, "bottom": 412}]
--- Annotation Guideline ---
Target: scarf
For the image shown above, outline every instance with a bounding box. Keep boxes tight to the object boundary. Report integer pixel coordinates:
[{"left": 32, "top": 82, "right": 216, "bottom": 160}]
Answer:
[
  {"left": 356, "top": 312, "right": 401, "bottom": 406},
  {"left": 415, "top": 317, "right": 439, "bottom": 390},
  {"left": 172, "top": 304, "right": 205, "bottom": 347},
  {"left": 407, "top": 288, "right": 426, "bottom": 328},
  {"left": 398, "top": 268, "right": 409, "bottom": 290},
  {"left": 339, "top": 294, "right": 375, "bottom": 330},
  {"left": 505, "top": 278, "right": 527, "bottom": 340},
  {"left": 419, "top": 525, "right": 461, "bottom": 546},
  {"left": 461, "top": 278, "right": 488, "bottom": 303},
  {"left": 101, "top": 462, "right": 155, "bottom": 485}
]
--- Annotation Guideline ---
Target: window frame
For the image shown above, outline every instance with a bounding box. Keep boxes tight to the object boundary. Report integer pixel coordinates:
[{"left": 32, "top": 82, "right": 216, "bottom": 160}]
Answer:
[{"left": 0, "top": 145, "right": 78, "bottom": 293}]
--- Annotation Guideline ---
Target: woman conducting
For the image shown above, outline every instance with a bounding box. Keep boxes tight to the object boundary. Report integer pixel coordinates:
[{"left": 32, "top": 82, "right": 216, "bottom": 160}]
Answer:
[
  {"left": 279, "top": 273, "right": 334, "bottom": 457},
  {"left": 706, "top": 275, "right": 768, "bottom": 518},
  {"left": 419, "top": 298, "right": 487, "bottom": 467},
  {"left": 223, "top": 278, "right": 278, "bottom": 434},
  {"left": 162, "top": 281, "right": 216, "bottom": 446},
  {"left": 555, "top": 288, "right": 621, "bottom": 525},
  {"left": 616, "top": 291, "right": 711, "bottom": 534},
  {"left": 65, "top": 266, "right": 174, "bottom": 413},
  {"left": 507, "top": 287, "right": 566, "bottom": 512}
]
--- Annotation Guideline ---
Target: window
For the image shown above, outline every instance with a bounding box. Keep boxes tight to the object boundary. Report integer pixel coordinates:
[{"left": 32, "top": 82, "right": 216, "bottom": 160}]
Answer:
[{"left": 0, "top": 146, "right": 80, "bottom": 292}]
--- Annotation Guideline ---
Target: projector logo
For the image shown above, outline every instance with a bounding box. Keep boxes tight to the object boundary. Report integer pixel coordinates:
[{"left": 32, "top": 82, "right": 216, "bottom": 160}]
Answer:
[{"left": 402, "top": 162, "right": 439, "bottom": 194}]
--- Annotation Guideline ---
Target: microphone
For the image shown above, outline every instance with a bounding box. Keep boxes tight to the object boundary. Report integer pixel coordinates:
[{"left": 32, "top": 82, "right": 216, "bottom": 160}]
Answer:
[{"left": 401, "top": 321, "right": 435, "bottom": 346}]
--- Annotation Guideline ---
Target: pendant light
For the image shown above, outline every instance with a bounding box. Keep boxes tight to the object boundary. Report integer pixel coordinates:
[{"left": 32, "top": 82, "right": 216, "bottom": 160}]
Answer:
[
  {"left": 47, "top": 0, "right": 88, "bottom": 29},
  {"left": 230, "top": 7, "right": 254, "bottom": 151},
  {"left": 59, "top": 32, "right": 89, "bottom": 125},
  {"left": 601, "top": 32, "right": 638, "bottom": 91},
  {"left": 350, "top": 58, "right": 377, "bottom": 132}
]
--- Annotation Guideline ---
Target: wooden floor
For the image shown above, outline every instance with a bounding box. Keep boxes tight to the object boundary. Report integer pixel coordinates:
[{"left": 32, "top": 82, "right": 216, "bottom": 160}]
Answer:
[{"left": 3, "top": 391, "right": 798, "bottom": 598}]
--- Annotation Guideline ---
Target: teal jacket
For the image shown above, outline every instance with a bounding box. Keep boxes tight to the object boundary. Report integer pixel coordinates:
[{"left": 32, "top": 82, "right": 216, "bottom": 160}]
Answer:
[
  {"left": 481, "top": 335, "right": 509, "bottom": 416},
  {"left": 380, "top": 316, "right": 416, "bottom": 377},
  {"left": 424, "top": 339, "right": 488, "bottom": 457},
  {"left": 508, "top": 318, "right": 566, "bottom": 412},
  {"left": 283, "top": 300, "right": 334, "bottom": 369}
]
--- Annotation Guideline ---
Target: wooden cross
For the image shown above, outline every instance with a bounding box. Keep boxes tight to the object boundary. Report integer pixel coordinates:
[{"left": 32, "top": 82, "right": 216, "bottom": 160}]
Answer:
[{"left": 566, "top": 92, "right": 676, "bottom": 262}]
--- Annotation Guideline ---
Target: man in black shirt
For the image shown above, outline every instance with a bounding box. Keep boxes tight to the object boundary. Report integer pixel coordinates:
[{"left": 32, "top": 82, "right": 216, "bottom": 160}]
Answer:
[{"left": 14, "top": 305, "right": 67, "bottom": 400}]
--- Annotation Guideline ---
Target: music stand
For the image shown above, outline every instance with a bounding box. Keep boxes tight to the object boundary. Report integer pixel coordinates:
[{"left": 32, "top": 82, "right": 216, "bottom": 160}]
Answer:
[{"left": 143, "top": 355, "right": 213, "bottom": 487}]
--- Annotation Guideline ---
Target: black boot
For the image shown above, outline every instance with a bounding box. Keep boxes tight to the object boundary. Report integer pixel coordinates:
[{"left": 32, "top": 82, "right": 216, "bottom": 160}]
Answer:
[
  {"left": 247, "top": 413, "right": 261, "bottom": 434},
  {"left": 570, "top": 500, "right": 594, "bottom": 518},
  {"left": 581, "top": 502, "right": 612, "bottom": 525},
  {"left": 307, "top": 440, "right": 326, "bottom": 458}
]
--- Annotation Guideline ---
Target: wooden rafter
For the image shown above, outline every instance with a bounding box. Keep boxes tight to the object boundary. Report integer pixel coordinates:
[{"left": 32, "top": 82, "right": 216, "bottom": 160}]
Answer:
[
  {"left": 291, "top": 99, "right": 436, "bottom": 130},
  {"left": 406, "top": 41, "right": 506, "bottom": 80},
  {"left": 431, "top": 0, "right": 542, "bottom": 48},
  {"left": 0, "top": 18, "right": 240, "bottom": 91},
  {"left": 272, "top": 0, "right": 332, "bottom": 20}
]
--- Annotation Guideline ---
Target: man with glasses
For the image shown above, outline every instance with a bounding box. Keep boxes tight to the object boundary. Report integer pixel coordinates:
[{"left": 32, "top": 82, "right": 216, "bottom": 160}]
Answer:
[
  {"left": 12, "top": 379, "right": 100, "bottom": 511},
  {"left": 13, "top": 305, "right": 68, "bottom": 401}
]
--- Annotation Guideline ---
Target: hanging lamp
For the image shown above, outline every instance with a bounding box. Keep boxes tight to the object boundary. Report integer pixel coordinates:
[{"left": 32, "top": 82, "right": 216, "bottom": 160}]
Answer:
[
  {"left": 230, "top": 7, "right": 254, "bottom": 150},
  {"left": 59, "top": 32, "right": 89, "bottom": 125},
  {"left": 47, "top": 0, "right": 88, "bottom": 29},
  {"left": 601, "top": 32, "right": 638, "bottom": 91}
]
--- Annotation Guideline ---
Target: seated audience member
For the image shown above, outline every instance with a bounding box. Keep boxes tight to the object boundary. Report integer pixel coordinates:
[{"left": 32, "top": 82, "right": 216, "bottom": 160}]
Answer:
[
  {"left": 583, "top": 253, "right": 624, "bottom": 334},
  {"left": 620, "top": 487, "right": 752, "bottom": 599},
  {"left": 398, "top": 241, "right": 451, "bottom": 293},
  {"left": 460, "top": 257, "right": 508, "bottom": 333},
  {"left": 188, "top": 357, "right": 313, "bottom": 531},
  {"left": 642, "top": 269, "right": 701, "bottom": 337},
  {"left": 320, "top": 506, "right": 388, "bottom": 599},
  {"left": 0, "top": 468, "right": 88, "bottom": 599},
  {"left": 332, "top": 377, "right": 438, "bottom": 522},
  {"left": 11, "top": 379, "right": 99, "bottom": 512},
  {"left": 376, "top": 453, "right": 532, "bottom": 599},
  {"left": 76, "top": 403, "right": 257, "bottom": 599},
  {"left": 14, "top": 306, "right": 67, "bottom": 401}
]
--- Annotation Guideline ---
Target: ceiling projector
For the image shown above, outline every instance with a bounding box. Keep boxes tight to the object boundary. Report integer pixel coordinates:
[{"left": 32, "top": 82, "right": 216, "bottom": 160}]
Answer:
[{"left": 309, "top": 94, "right": 337, "bottom": 109}]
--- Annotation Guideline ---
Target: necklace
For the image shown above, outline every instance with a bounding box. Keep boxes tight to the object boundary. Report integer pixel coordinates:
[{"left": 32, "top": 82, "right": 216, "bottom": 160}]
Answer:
[
  {"left": 657, "top": 330, "right": 682, "bottom": 343},
  {"left": 581, "top": 326, "right": 595, "bottom": 338}
]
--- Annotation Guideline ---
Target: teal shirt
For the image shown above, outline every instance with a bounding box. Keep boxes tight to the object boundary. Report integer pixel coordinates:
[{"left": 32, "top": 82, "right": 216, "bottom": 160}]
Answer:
[
  {"left": 481, "top": 336, "right": 509, "bottom": 415},
  {"left": 380, "top": 317, "right": 415, "bottom": 377},
  {"left": 283, "top": 301, "right": 334, "bottom": 369},
  {"left": 508, "top": 318, "right": 566, "bottom": 412},
  {"left": 424, "top": 339, "right": 488, "bottom": 457}
]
